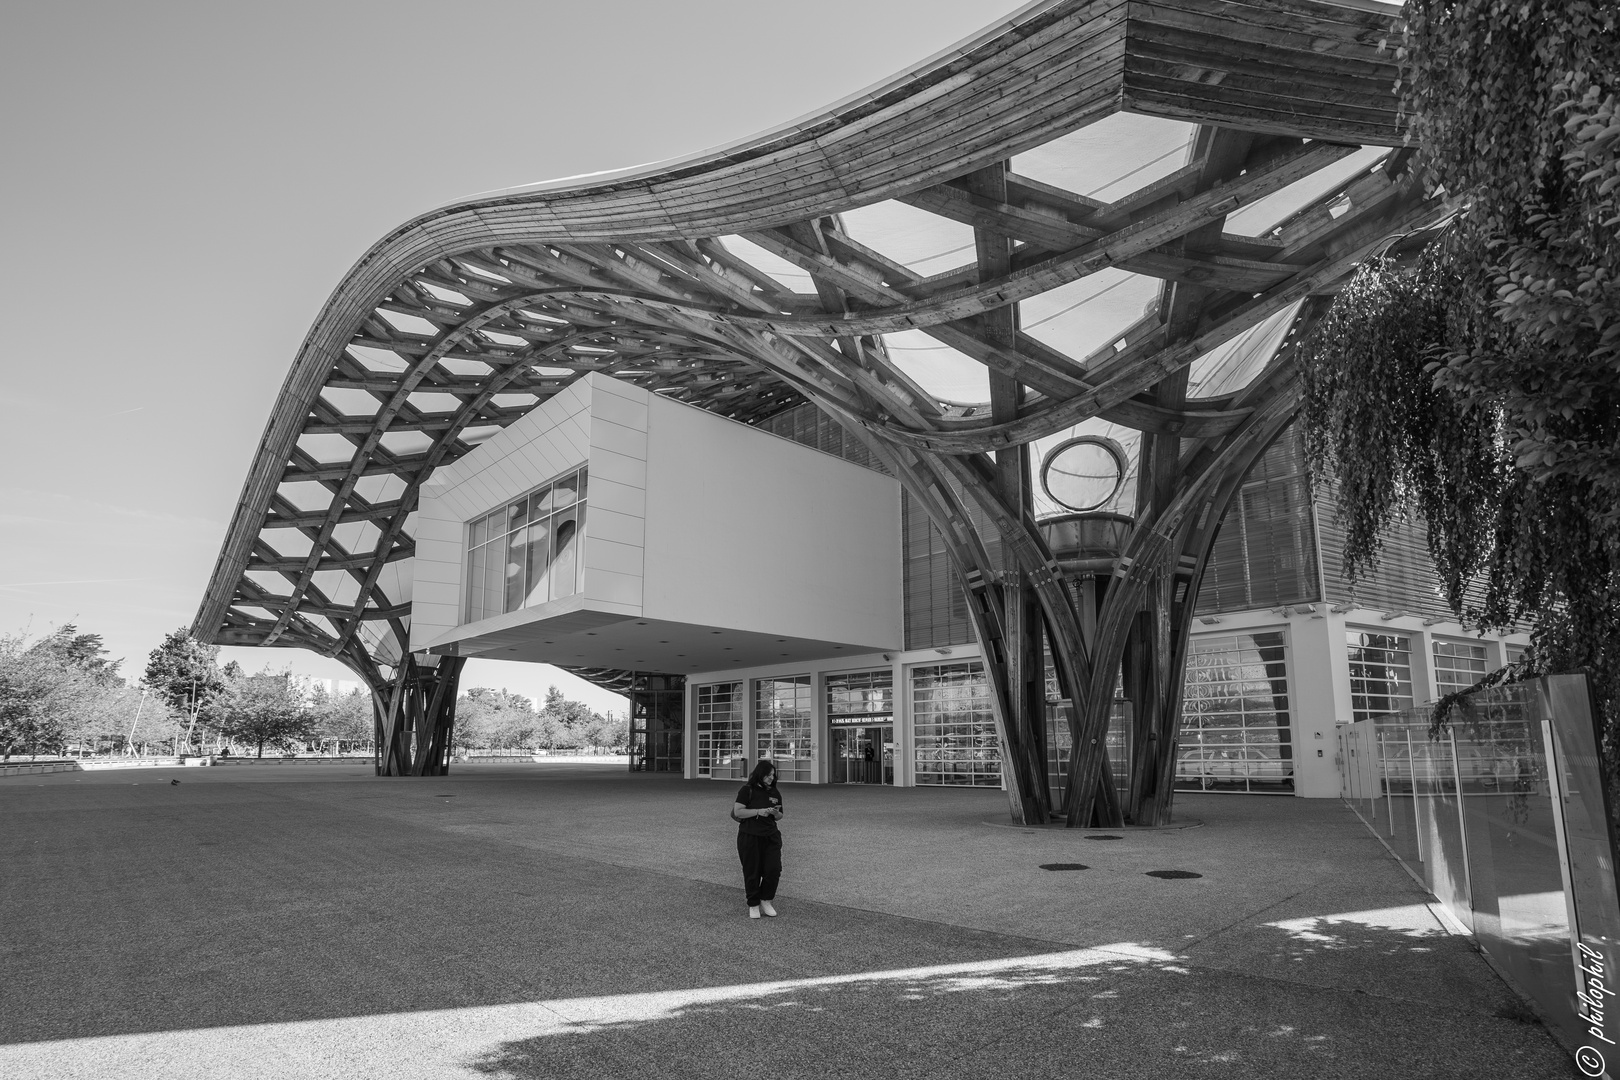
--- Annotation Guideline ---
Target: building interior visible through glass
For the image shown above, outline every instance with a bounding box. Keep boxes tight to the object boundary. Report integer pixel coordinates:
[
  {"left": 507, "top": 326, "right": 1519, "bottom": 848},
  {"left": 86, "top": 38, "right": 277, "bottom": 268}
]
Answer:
[
  {"left": 912, "top": 662, "right": 1000, "bottom": 787},
  {"left": 1041, "top": 436, "right": 1127, "bottom": 512},
  {"left": 828, "top": 670, "right": 895, "bottom": 785},
  {"left": 464, "top": 466, "right": 586, "bottom": 623}
]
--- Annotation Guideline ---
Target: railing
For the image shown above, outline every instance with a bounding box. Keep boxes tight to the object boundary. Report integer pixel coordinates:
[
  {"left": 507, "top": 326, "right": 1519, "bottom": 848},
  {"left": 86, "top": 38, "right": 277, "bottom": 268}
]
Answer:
[{"left": 1338, "top": 675, "right": 1620, "bottom": 1076}]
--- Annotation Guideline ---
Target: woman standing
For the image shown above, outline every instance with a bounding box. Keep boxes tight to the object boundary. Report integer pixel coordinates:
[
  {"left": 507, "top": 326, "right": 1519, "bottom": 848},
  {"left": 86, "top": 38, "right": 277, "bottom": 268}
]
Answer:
[{"left": 732, "top": 759, "right": 784, "bottom": 919}]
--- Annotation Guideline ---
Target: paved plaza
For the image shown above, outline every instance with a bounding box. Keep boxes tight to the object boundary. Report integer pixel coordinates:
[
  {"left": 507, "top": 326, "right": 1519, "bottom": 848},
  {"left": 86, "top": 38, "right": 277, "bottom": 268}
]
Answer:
[{"left": 1, "top": 763, "right": 1576, "bottom": 1079}]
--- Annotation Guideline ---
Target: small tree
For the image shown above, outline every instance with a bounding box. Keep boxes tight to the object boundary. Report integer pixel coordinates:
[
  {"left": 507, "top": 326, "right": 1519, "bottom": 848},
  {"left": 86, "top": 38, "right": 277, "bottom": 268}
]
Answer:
[
  {"left": 144, "top": 629, "right": 226, "bottom": 726},
  {"left": 203, "top": 670, "right": 314, "bottom": 758},
  {"left": 309, "top": 686, "right": 373, "bottom": 752}
]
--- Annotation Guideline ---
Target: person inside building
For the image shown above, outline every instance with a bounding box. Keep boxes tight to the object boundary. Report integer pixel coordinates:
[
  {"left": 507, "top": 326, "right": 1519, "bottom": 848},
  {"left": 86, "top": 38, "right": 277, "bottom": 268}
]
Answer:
[{"left": 732, "top": 759, "right": 784, "bottom": 919}]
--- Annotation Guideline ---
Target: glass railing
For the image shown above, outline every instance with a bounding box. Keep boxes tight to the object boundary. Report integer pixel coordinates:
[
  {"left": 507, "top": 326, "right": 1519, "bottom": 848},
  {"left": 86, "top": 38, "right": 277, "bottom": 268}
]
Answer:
[{"left": 1337, "top": 674, "right": 1620, "bottom": 1074}]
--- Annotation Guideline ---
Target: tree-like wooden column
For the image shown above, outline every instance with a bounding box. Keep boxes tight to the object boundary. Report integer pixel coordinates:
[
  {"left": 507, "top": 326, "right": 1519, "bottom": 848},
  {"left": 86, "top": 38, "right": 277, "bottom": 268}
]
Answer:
[{"left": 375, "top": 654, "right": 466, "bottom": 777}]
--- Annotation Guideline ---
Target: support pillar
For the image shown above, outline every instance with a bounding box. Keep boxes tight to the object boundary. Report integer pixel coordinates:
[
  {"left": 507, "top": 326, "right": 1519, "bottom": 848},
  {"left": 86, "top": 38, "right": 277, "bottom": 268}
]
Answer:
[{"left": 375, "top": 653, "right": 466, "bottom": 777}]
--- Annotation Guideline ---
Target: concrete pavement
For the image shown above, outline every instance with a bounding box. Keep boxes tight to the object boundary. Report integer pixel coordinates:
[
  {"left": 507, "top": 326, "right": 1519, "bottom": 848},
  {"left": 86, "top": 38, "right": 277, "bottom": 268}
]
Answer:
[{"left": 0, "top": 762, "right": 1575, "bottom": 1078}]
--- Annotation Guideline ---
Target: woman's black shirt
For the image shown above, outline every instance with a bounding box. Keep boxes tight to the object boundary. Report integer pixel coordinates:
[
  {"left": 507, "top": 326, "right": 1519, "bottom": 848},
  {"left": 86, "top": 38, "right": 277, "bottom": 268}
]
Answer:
[{"left": 735, "top": 781, "right": 783, "bottom": 836}]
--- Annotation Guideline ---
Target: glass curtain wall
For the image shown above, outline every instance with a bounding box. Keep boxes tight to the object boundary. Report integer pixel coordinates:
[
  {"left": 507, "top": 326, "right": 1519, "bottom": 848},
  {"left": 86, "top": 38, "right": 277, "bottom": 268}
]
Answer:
[
  {"left": 827, "top": 670, "right": 893, "bottom": 724},
  {"left": 755, "top": 677, "right": 813, "bottom": 783},
  {"left": 1347, "top": 630, "right": 1414, "bottom": 721},
  {"left": 464, "top": 467, "right": 588, "bottom": 624},
  {"left": 696, "top": 682, "right": 746, "bottom": 779},
  {"left": 912, "top": 661, "right": 1001, "bottom": 787},
  {"left": 1177, "top": 631, "right": 1294, "bottom": 793},
  {"left": 1433, "top": 639, "right": 1489, "bottom": 697},
  {"left": 827, "top": 670, "right": 895, "bottom": 784},
  {"left": 1337, "top": 677, "right": 1620, "bottom": 1060}
]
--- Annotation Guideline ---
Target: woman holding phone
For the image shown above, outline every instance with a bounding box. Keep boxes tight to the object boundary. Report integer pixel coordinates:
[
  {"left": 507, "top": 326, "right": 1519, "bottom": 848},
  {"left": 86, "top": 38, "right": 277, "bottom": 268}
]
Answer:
[{"left": 733, "top": 759, "right": 784, "bottom": 919}]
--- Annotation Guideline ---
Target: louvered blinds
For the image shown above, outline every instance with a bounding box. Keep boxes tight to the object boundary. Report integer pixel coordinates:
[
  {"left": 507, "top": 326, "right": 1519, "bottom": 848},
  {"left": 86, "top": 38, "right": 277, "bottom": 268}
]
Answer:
[{"left": 1195, "top": 427, "right": 1321, "bottom": 615}]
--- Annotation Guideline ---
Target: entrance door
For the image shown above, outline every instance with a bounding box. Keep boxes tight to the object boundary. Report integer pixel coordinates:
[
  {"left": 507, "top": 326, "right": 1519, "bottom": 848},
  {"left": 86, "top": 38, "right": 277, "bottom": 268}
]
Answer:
[{"left": 831, "top": 726, "right": 894, "bottom": 785}]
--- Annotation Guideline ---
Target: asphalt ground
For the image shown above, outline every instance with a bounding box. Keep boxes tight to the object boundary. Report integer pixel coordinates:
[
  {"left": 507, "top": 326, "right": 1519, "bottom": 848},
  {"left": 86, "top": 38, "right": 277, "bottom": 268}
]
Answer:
[{"left": 0, "top": 762, "right": 1577, "bottom": 1079}]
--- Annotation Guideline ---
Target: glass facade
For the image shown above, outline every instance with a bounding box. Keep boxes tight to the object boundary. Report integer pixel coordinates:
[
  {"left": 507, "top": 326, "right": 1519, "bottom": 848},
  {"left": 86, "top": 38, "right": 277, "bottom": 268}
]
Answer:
[
  {"left": 1177, "top": 631, "right": 1294, "bottom": 793},
  {"left": 1432, "top": 638, "right": 1488, "bottom": 698},
  {"left": 755, "top": 676, "right": 813, "bottom": 783},
  {"left": 464, "top": 466, "right": 587, "bottom": 624},
  {"left": 1195, "top": 428, "right": 1322, "bottom": 615},
  {"left": 1347, "top": 630, "right": 1414, "bottom": 721},
  {"left": 628, "top": 674, "right": 683, "bottom": 773},
  {"left": 695, "top": 682, "right": 746, "bottom": 779},
  {"left": 912, "top": 661, "right": 1001, "bottom": 787},
  {"left": 827, "top": 670, "right": 893, "bottom": 725},
  {"left": 828, "top": 670, "right": 895, "bottom": 785}
]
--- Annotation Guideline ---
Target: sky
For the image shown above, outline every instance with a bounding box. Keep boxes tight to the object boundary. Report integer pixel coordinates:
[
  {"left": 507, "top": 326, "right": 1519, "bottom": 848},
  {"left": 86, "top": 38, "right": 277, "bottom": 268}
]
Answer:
[{"left": 0, "top": 0, "right": 1034, "bottom": 715}]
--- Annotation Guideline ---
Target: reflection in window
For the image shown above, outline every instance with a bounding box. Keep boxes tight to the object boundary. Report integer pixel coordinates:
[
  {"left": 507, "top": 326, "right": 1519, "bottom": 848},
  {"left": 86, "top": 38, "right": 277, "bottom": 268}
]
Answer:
[
  {"left": 1177, "top": 631, "right": 1294, "bottom": 793},
  {"left": 463, "top": 467, "right": 588, "bottom": 624},
  {"left": 1347, "top": 630, "right": 1414, "bottom": 722},
  {"left": 697, "top": 682, "right": 745, "bottom": 780},
  {"left": 912, "top": 661, "right": 1001, "bottom": 787},
  {"left": 1433, "top": 639, "right": 1488, "bottom": 698},
  {"left": 755, "top": 676, "right": 813, "bottom": 783},
  {"left": 827, "top": 670, "right": 894, "bottom": 722}
]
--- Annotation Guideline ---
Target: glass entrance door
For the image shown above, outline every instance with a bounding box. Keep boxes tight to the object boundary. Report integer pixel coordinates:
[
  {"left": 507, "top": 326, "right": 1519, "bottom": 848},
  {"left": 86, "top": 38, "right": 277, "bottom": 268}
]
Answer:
[{"left": 831, "top": 725, "right": 894, "bottom": 785}]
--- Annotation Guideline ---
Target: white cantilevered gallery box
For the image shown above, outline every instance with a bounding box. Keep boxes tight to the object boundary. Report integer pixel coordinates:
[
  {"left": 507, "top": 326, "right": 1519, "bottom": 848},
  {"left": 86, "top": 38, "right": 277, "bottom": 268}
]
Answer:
[{"left": 409, "top": 372, "right": 903, "bottom": 672}]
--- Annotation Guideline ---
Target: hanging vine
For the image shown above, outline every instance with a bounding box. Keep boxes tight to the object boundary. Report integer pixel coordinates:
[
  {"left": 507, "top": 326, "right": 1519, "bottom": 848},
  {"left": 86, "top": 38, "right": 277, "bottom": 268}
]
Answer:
[{"left": 1299, "top": 1, "right": 1620, "bottom": 782}]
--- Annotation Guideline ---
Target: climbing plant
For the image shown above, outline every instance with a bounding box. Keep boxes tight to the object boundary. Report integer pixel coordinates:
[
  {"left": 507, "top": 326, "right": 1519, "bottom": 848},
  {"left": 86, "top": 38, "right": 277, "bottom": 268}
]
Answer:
[{"left": 1298, "top": 1, "right": 1620, "bottom": 761}]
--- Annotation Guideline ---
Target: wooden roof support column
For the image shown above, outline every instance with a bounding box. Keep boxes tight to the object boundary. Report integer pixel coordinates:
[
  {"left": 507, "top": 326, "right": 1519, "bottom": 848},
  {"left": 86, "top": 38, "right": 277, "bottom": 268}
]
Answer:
[{"left": 958, "top": 160, "right": 1052, "bottom": 825}]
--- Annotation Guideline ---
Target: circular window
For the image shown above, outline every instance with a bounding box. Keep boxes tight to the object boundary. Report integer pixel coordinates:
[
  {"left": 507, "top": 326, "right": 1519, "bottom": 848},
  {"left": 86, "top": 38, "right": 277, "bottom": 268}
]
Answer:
[{"left": 1041, "top": 437, "right": 1126, "bottom": 512}]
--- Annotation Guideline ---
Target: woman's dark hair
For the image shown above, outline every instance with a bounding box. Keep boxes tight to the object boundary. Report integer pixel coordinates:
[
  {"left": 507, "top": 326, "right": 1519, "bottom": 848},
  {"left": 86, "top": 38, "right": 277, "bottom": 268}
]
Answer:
[{"left": 748, "top": 758, "right": 777, "bottom": 786}]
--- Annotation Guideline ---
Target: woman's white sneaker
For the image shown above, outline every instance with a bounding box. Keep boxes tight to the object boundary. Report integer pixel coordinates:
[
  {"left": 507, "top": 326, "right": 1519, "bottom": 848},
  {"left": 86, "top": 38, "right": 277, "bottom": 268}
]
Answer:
[
  {"left": 748, "top": 905, "right": 762, "bottom": 919},
  {"left": 759, "top": 900, "right": 778, "bottom": 917}
]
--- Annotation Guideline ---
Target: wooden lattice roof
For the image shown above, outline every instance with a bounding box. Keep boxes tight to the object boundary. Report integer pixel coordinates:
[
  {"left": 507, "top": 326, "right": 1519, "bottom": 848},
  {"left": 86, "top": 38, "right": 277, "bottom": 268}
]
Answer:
[{"left": 193, "top": 0, "right": 1439, "bottom": 687}]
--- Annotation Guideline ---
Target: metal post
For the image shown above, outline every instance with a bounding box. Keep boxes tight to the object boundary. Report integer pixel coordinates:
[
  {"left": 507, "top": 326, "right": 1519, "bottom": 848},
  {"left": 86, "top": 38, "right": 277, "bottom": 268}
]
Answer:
[
  {"left": 126, "top": 689, "right": 148, "bottom": 755},
  {"left": 1540, "top": 718, "right": 1587, "bottom": 1003},
  {"left": 1378, "top": 730, "right": 1393, "bottom": 835},
  {"left": 1449, "top": 728, "right": 1473, "bottom": 911},
  {"left": 1409, "top": 728, "right": 1423, "bottom": 864}
]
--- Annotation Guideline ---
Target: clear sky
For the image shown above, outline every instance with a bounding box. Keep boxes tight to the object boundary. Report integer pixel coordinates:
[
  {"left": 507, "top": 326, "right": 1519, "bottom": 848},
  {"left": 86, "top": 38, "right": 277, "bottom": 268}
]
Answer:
[{"left": 0, "top": 0, "right": 1029, "bottom": 714}]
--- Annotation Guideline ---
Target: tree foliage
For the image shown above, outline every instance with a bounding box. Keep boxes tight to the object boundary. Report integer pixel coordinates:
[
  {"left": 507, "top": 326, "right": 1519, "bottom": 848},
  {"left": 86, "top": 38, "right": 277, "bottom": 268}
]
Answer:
[
  {"left": 143, "top": 628, "right": 226, "bottom": 715},
  {"left": 1299, "top": 2, "right": 1620, "bottom": 757},
  {"left": 454, "top": 686, "right": 626, "bottom": 752},
  {"left": 307, "top": 684, "right": 374, "bottom": 746},
  {"left": 0, "top": 625, "right": 180, "bottom": 757},
  {"left": 201, "top": 669, "right": 316, "bottom": 758}
]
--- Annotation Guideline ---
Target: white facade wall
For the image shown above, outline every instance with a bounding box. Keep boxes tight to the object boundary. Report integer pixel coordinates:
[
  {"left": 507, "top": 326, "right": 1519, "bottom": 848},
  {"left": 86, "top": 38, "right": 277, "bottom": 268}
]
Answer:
[
  {"left": 411, "top": 372, "right": 901, "bottom": 659},
  {"left": 640, "top": 383, "right": 900, "bottom": 647}
]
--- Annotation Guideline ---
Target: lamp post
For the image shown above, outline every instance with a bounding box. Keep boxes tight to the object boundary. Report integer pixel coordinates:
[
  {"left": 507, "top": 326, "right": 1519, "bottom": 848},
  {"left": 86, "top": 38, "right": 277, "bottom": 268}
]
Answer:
[
  {"left": 183, "top": 675, "right": 202, "bottom": 757},
  {"left": 125, "top": 688, "right": 149, "bottom": 756}
]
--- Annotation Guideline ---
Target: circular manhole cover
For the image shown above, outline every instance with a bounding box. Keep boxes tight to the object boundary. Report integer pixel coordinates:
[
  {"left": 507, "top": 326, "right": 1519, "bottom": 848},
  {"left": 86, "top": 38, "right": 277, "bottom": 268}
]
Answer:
[
  {"left": 1039, "top": 863, "right": 1089, "bottom": 871},
  {"left": 1145, "top": 869, "right": 1202, "bottom": 879},
  {"left": 1085, "top": 834, "right": 1124, "bottom": 841}
]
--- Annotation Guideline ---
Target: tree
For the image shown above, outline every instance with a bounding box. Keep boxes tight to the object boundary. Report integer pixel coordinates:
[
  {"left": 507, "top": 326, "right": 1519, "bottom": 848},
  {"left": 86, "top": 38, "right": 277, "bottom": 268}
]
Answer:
[
  {"left": 202, "top": 669, "right": 315, "bottom": 758},
  {"left": 143, "top": 628, "right": 226, "bottom": 719},
  {"left": 1, "top": 625, "right": 181, "bottom": 758},
  {"left": 1298, "top": 3, "right": 1620, "bottom": 783},
  {"left": 309, "top": 685, "right": 374, "bottom": 750},
  {"left": 452, "top": 686, "right": 618, "bottom": 752}
]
